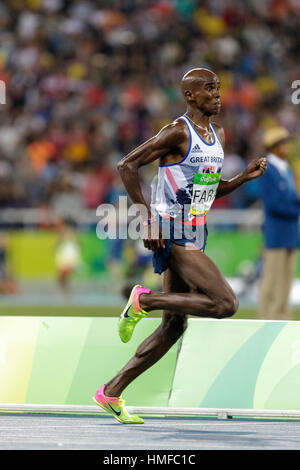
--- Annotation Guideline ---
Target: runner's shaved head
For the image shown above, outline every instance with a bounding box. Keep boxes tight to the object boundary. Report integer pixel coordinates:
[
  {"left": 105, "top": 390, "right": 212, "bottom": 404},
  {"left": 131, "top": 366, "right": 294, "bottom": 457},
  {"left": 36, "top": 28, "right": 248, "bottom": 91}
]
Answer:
[{"left": 181, "top": 68, "right": 219, "bottom": 99}]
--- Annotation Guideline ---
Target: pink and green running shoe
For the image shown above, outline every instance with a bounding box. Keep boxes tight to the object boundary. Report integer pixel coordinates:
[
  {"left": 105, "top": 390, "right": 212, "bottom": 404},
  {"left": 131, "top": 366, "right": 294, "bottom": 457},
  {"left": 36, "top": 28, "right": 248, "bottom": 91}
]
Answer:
[
  {"left": 93, "top": 385, "right": 144, "bottom": 424},
  {"left": 118, "top": 285, "right": 151, "bottom": 343}
]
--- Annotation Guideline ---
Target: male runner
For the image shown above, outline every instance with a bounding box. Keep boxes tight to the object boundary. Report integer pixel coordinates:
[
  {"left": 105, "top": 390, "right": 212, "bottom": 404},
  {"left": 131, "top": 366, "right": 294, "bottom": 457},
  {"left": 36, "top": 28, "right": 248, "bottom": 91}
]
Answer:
[{"left": 93, "top": 68, "right": 267, "bottom": 423}]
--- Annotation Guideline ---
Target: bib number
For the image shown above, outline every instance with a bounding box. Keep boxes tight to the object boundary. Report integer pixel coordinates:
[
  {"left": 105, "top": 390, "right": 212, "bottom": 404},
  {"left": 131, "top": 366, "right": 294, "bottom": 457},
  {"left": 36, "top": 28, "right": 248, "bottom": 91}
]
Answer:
[{"left": 190, "top": 172, "right": 221, "bottom": 216}]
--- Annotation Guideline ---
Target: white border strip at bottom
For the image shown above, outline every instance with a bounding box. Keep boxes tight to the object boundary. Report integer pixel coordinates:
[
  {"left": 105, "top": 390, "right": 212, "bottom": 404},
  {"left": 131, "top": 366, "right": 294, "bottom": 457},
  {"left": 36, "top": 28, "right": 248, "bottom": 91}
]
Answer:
[{"left": 1, "top": 404, "right": 300, "bottom": 420}]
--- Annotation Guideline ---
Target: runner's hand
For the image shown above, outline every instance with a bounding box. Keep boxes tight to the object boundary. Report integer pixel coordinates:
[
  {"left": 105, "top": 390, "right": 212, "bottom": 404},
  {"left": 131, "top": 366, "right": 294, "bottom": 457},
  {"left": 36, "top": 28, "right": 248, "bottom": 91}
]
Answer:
[
  {"left": 243, "top": 157, "right": 267, "bottom": 181},
  {"left": 142, "top": 220, "right": 166, "bottom": 251}
]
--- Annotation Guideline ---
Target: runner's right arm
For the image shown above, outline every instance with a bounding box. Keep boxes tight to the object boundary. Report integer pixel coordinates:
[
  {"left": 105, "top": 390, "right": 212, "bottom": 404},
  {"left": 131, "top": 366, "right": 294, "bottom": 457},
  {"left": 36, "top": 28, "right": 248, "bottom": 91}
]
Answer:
[{"left": 117, "top": 122, "right": 187, "bottom": 251}]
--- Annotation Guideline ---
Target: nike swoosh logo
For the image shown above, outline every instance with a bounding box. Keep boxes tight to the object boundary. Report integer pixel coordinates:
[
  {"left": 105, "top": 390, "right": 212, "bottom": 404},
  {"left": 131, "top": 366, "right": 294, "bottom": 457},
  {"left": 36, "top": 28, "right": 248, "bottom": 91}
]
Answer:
[
  {"left": 105, "top": 399, "right": 121, "bottom": 416},
  {"left": 123, "top": 303, "right": 133, "bottom": 318}
]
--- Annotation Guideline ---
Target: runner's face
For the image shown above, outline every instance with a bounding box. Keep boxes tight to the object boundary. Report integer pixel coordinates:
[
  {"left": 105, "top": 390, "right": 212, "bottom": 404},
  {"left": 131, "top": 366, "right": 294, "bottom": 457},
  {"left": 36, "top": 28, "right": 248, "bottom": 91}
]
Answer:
[{"left": 194, "top": 77, "right": 221, "bottom": 116}]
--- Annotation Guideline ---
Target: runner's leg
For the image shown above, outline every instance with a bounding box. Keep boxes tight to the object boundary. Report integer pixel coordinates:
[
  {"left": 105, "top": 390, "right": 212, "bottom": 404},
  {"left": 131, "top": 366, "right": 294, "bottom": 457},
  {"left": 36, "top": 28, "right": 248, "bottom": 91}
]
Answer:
[
  {"left": 104, "top": 244, "right": 238, "bottom": 397},
  {"left": 104, "top": 267, "right": 189, "bottom": 397},
  {"left": 140, "top": 243, "right": 239, "bottom": 319}
]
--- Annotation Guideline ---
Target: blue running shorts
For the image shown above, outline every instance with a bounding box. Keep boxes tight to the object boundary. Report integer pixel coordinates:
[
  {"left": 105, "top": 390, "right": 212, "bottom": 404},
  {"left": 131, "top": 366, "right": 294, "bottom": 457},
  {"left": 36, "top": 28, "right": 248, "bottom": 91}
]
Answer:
[{"left": 152, "top": 215, "right": 208, "bottom": 274}]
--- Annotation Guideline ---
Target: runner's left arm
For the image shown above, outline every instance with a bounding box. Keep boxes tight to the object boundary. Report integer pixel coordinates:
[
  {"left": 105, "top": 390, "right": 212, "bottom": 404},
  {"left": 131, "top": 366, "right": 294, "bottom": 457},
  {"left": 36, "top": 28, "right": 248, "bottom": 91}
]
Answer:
[
  {"left": 216, "top": 159, "right": 267, "bottom": 199},
  {"left": 213, "top": 123, "right": 267, "bottom": 199}
]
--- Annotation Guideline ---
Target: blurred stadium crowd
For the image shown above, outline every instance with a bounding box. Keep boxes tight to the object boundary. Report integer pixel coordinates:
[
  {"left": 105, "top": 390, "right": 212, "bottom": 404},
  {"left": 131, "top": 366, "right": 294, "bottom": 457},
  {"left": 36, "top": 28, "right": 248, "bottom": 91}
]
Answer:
[{"left": 0, "top": 0, "right": 299, "bottom": 215}]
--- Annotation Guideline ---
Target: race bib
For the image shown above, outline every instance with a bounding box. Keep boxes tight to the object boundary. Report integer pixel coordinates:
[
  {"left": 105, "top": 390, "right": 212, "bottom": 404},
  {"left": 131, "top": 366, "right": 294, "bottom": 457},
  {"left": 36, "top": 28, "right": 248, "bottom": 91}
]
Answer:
[{"left": 190, "top": 172, "right": 221, "bottom": 216}]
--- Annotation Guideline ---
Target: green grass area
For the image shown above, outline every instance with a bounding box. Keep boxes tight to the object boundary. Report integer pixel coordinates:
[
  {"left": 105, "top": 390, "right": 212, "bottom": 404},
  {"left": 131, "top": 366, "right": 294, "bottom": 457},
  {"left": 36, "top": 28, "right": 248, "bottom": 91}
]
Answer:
[{"left": 0, "top": 305, "right": 299, "bottom": 321}]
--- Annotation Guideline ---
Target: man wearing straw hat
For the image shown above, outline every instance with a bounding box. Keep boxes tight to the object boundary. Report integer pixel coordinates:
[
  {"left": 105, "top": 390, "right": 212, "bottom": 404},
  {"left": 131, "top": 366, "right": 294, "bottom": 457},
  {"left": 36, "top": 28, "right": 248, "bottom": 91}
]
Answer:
[{"left": 258, "top": 127, "right": 300, "bottom": 320}]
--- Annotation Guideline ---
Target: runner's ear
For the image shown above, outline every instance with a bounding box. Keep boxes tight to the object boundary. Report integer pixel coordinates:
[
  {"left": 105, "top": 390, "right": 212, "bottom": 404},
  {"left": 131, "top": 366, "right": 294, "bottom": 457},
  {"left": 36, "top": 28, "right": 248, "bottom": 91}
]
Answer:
[{"left": 184, "top": 90, "right": 193, "bottom": 102}]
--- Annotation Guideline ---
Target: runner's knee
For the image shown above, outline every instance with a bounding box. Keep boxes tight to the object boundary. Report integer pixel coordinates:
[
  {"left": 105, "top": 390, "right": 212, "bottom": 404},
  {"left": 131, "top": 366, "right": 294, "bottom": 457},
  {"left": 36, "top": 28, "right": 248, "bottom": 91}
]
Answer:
[{"left": 217, "top": 294, "right": 239, "bottom": 318}]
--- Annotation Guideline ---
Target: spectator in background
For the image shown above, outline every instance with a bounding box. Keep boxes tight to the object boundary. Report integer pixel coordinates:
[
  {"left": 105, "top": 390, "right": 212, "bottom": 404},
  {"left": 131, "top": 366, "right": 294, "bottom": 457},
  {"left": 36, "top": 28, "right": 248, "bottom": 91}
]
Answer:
[
  {"left": 55, "top": 218, "right": 82, "bottom": 300},
  {"left": 0, "top": 231, "right": 18, "bottom": 294},
  {"left": 257, "top": 127, "right": 300, "bottom": 320},
  {"left": 0, "top": 0, "right": 299, "bottom": 215}
]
